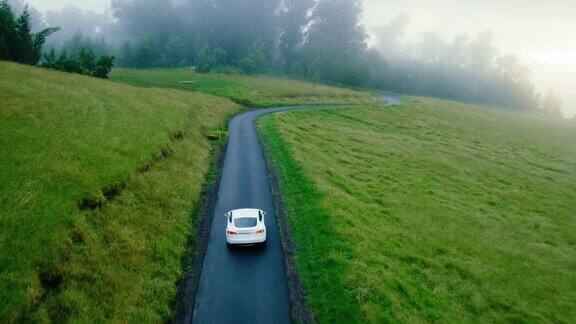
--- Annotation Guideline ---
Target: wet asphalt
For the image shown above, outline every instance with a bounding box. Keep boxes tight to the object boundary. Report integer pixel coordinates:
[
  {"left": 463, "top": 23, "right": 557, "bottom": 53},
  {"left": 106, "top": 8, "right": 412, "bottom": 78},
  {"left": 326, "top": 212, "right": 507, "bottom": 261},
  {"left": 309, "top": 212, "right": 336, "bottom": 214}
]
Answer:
[{"left": 192, "top": 95, "right": 399, "bottom": 324}]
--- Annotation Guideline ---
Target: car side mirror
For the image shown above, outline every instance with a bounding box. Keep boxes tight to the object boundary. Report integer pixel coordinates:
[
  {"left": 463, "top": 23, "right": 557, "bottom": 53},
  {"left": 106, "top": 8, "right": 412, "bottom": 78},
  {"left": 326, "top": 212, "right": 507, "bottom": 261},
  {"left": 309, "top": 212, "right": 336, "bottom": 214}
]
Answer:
[{"left": 225, "top": 212, "right": 231, "bottom": 218}]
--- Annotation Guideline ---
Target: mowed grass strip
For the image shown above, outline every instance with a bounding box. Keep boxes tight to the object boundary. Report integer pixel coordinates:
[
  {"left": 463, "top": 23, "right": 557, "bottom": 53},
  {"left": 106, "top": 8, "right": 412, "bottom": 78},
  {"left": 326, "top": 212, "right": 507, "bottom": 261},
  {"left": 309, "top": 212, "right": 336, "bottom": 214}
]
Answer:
[
  {"left": 110, "top": 68, "right": 380, "bottom": 107},
  {"left": 258, "top": 98, "right": 576, "bottom": 322},
  {"left": 0, "top": 62, "right": 240, "bottom": 321}
]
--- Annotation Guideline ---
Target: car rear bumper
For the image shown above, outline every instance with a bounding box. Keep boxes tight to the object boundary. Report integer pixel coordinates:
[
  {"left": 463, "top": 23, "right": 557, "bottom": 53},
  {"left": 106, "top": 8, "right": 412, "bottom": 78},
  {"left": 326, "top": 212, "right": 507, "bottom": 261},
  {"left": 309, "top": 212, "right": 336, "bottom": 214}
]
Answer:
[{"left": 226, "top": 233, "right": 266, "bottom": 245}]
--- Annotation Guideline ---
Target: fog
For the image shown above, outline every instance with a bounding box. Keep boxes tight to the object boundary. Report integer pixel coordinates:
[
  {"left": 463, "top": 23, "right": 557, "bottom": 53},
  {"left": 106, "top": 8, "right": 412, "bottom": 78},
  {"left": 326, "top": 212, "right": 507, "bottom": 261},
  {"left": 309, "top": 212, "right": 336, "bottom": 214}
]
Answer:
[
  {"left": 362, "top": 0, "right": 576, "bottom": 117},
  {"left": 22, "top": 0, "right": 576, "bottom": 117}
]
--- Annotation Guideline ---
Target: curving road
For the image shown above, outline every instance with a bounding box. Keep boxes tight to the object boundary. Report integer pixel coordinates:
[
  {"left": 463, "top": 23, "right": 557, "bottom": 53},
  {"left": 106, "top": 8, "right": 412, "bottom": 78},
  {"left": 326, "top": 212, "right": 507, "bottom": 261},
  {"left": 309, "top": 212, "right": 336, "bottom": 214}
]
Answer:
[{"left": 191, "top": 95, "right": 399, "bottom": 324}]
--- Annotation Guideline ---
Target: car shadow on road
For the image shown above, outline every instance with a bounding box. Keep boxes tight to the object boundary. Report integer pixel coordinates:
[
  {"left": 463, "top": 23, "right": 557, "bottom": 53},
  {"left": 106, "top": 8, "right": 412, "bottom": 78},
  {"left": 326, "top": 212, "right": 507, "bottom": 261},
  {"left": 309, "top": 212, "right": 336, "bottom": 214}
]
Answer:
[{"left": 227, "top": 244, "right": 267, "bottom": 257}]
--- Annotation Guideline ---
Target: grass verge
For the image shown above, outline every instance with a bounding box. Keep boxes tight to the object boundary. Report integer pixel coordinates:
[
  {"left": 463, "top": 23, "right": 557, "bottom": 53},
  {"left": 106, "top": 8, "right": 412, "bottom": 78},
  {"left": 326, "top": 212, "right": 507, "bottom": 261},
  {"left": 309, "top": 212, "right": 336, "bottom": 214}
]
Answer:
[
  {"left": 258, "top": 98, "right": 576, "bottom": 322},
  {"left": 258, "top": 112, "right": 351, "bottom": 322},
  {"left": 0, "top": 62, "right": 240, "bottom": 321},
  {"left": 173, "top": 113, "right": 237, "bottom": 322},
  {"left": 110, "top": 68, "right": 380, "bottom": 107}
]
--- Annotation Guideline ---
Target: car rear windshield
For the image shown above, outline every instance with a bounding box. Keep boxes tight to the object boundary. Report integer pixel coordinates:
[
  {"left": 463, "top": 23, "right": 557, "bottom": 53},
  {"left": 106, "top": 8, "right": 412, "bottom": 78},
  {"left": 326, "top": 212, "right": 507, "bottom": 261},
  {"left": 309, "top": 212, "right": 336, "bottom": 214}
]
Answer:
[{"left": 234, "top": 217, "right": 258, "bottom": 228}]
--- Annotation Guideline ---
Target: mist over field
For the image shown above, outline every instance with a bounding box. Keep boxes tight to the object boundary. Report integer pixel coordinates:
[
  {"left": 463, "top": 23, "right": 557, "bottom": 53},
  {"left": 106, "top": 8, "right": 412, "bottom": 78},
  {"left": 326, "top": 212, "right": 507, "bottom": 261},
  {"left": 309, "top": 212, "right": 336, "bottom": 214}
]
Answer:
[
  {"left": 363, "top": 0, "right": 576, "bottom": 117},
  {"left": 20, "top": 0, "right": 576, "bottom": 117}
]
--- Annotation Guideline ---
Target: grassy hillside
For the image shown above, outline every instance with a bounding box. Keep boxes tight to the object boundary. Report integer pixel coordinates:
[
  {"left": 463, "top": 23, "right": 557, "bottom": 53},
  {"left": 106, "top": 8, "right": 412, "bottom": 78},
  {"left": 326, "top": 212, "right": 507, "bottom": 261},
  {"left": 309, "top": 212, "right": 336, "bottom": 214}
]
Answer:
[
  {"left": 0, "top": 62, "right": 240, "bottom": 321},
  {"left": 259, "top": 98, "right": 576, "bottom": 322},
  {"left": 110, "top": 68, "right": 379, "bottom": 107}
]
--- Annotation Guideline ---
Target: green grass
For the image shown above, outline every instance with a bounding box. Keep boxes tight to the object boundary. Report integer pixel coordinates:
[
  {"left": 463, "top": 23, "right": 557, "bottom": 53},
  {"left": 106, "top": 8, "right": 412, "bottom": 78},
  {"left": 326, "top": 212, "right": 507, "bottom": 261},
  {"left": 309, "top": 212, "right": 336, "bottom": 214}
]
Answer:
[
  {"left": 258, "top": 98, "right": 576, "bottom": 322},
  {"left": 0, "top": 62, "right": 240, "bottom": 321},
  {"left": 110, "top": 68, "right": 380, "bottom": 107}
]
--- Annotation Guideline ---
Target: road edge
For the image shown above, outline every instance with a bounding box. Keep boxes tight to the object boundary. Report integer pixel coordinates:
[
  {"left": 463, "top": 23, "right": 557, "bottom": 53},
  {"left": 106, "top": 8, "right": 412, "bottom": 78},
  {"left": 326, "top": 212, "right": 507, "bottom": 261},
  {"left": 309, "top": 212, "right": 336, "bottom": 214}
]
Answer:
[
  {"left": 258, "top": 120, "right": 316, "bottom": 324},
  {"left": 173, "top": 139, "right": 228, "bottom": 323},
  {"left": 254, "top": 95, "right": 399, "bottom": 323},
  {"left": 178, "top": 95, "right": 397, "bottom": 323}
]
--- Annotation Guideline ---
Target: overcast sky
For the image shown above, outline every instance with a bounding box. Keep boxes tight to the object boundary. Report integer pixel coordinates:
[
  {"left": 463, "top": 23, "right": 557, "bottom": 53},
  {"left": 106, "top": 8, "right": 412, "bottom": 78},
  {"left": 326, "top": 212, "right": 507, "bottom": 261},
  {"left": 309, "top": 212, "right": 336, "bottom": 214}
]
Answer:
[{"left": 28, "top": 0, "right": 576, "bottom": 117}]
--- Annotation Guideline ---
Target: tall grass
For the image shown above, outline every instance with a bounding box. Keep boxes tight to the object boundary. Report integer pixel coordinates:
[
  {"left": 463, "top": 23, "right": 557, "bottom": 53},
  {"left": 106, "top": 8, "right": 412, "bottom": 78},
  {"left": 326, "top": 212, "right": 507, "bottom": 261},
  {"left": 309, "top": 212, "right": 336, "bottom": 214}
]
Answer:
[
  {"left": 259, "top": 98, "right": 576, "bottom": 322},
  {"left": 0, "top": 62, "right": 240, "bottom": 321}
]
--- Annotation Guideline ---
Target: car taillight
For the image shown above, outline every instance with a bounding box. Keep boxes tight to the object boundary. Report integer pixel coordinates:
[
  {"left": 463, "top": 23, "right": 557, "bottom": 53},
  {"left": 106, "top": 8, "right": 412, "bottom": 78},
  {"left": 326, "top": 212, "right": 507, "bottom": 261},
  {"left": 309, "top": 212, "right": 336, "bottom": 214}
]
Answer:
[
  {"left": 255, "top": 229, "right": 265, "bottom": 234},
  {"left": 227, "top": 231, "right": 238, "bottom": 235}
]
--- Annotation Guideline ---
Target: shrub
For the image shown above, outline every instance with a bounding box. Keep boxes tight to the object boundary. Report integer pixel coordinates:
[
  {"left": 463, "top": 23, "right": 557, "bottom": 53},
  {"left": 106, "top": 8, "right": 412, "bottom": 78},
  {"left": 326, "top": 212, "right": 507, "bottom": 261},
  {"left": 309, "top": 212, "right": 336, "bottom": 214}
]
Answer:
[
  {"left": 94, "top": 55, "right": 115, "bottom": 79},
  {"left": 42, "top": 47, "right": 115, "bottom": 79}
]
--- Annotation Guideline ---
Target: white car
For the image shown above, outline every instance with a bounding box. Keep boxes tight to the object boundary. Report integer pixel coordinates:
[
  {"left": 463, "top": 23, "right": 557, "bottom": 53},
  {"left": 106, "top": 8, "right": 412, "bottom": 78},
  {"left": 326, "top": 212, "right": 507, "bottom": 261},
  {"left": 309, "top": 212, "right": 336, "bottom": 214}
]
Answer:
[{"left": 225, "top": 208, "right": 267, "bottom": 246}]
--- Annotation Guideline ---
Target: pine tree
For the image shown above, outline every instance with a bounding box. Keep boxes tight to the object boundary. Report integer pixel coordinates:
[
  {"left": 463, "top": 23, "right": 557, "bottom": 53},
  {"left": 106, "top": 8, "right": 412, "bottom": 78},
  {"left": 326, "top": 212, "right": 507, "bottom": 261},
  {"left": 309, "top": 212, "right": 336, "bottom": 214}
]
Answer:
[
  {"left": 119, "top": 41, "right": 135, "bottom": 67},
  {"left": 0, "top": 2, "right": 59, "bottom": 65},
  {"left": 42, "top": 47, "right": 57, "bottom": 68},
  {"left": 13, "top": 4, "right": 33, "bottom": 63},
  {"left": 78, "top": 46, "right": 96, "bottom": 75},
  {"left": 0, "top": 0, "right": 16, "bottom": 60},
  {"left": 55, "top": 50, "right": 68, "bottom": 70},
  {"left": 0, "top": 34, "right": 7, "bottom": 59}
]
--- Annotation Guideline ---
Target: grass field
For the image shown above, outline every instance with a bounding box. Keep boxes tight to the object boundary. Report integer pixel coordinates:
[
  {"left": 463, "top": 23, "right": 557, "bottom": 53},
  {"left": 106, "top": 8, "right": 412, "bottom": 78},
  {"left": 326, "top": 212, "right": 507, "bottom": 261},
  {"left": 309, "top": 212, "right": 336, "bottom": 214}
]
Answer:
[
  {"left": 258, "top": 98, "right": 576, "bottom": 322},
  {"left": 0, "top": 62, "right": 240, "bottom": 321},
  {"left": 110, "top": 68, "right": 379, "bottom": 107}
]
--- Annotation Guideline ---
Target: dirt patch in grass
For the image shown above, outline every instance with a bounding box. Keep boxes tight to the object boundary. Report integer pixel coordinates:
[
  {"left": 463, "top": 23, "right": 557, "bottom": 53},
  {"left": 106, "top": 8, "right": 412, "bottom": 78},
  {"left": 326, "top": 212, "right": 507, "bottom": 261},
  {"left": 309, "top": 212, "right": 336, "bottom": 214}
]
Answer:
[{"left": 78, "top": 182, "right": 127, "bottom": 210}]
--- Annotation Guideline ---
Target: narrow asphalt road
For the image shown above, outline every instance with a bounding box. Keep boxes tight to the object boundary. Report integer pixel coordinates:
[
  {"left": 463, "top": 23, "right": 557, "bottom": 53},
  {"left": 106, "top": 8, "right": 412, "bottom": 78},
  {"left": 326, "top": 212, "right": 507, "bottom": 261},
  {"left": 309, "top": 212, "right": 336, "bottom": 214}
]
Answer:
[{"left": 192, "top": 95, "right": 399, "bottom": 324}]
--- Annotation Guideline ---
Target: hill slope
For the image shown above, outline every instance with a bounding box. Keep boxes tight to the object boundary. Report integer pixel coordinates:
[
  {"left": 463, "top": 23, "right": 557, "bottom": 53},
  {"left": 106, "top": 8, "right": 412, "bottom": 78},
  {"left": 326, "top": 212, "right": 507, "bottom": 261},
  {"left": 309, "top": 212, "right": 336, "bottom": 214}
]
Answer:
[
  {"left": 0, "top": 62, "right": 240, "bottom": 321},
  {"left": 259, "top": 98, "right": 576, "bottom": 322},
  {"left": 111, "top": 68, "right": 380, "bottom": 107}
]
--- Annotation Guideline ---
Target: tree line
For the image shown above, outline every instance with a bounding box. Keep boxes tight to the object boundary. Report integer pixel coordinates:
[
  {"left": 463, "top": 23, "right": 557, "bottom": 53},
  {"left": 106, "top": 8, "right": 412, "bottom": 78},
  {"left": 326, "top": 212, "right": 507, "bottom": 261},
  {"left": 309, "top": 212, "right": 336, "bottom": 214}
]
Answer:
[
  {"left": 0, "top": 0, "right": 114, "bottom": 78},
  {"left": 111, "top": 0, "right": 374, "bottom": 85},
  {"left": 1, "top": 0, "right": 565, "bottom": 114},
  {"left": 374, "top": 14, "right": 563, "bottom": 114},
  {"left": 80, "top": 0, "right": 559, "bottom": 111}
]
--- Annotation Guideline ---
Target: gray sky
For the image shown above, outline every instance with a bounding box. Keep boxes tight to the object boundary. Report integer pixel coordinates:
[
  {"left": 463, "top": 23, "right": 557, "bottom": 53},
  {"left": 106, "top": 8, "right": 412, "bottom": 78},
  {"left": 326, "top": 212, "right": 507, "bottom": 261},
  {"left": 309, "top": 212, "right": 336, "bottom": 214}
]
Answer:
[
  {"left": 29, "top": 0, "right": 576, "bottom": 117},
  {"left": 30, "top": 0, "right": 106, "bottom": 13}
]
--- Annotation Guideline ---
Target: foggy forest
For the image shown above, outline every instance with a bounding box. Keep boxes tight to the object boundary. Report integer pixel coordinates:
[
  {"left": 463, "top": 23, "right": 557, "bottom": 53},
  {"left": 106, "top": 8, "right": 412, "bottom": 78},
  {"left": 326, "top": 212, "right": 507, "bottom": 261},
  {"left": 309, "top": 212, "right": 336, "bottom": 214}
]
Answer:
[{"left": 1, "top": 0, "right": 565, "bottom": 114}]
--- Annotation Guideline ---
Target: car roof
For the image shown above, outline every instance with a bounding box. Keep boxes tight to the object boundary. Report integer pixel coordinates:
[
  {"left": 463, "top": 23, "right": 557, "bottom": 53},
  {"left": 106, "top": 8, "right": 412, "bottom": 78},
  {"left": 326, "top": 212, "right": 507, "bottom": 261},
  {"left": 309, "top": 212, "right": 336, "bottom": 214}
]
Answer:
[{"left": 230, "top": 208, "right": 260, "bottom": 218}]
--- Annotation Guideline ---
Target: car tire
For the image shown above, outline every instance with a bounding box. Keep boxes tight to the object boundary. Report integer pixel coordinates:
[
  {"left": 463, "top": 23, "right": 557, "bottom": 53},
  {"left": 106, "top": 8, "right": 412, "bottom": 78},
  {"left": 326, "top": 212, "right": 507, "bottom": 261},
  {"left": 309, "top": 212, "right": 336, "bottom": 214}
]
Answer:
[{"left": 227, "top": 242, "right": 234, "bottom": 249}]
